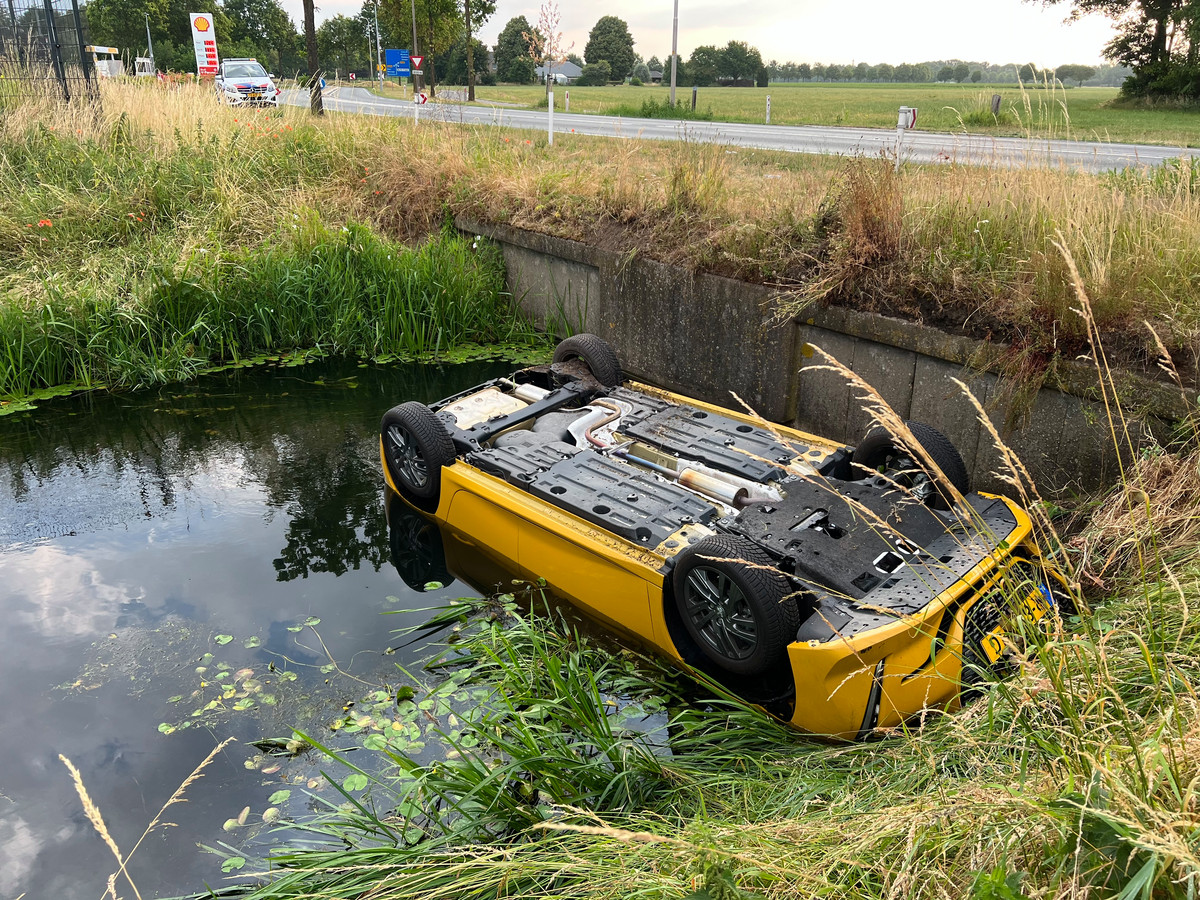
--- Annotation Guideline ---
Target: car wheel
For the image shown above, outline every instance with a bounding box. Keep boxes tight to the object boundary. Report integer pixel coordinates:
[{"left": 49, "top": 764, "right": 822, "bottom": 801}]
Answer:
[
  {"left": 381, "top": 401, "right": 455, "bottom": 512},
  {"left": 552, "top": 333, "right": 623, "bottom": 387},
  {"left": 672, "top": 535, "right": 798, "bottom": 677},
  {"left": 851, "top": 421, "right": 970, "bottom": 508},
  {"left": 387, "top": 497, "right": 453, "bottom": 592}
]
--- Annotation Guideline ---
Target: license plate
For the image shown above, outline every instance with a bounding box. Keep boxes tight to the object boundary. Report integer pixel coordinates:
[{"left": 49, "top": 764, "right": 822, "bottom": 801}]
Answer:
[
  {"left": 978, "top": 583, "right": 1055, "bottom": 664},
  {"left": 248, "top": 92, "right": 262, "bottom": 99}
]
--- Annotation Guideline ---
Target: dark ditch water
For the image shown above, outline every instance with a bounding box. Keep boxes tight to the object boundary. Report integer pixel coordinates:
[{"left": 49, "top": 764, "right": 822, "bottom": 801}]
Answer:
[{"left": 0, "top": 357, "right": 515, "bottom": 899}]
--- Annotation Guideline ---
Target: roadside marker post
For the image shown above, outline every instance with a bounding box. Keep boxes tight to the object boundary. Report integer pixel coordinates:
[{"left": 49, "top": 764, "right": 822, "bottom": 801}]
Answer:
[
  {"left": 766, "top": 94, "right": 771, "bottom": 124},
  {"left": 895, "top": 106, "right": 917, "bottom": 173},
  {"left": 548, "top": 89, "right": 554, "bottom": 146},
  {"left": 565, "top": 89, "right": 569, "bottom": 112}
]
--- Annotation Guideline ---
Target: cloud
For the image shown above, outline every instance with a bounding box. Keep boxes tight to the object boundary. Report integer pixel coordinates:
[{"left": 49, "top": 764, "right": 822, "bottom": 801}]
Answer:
[
  {"left": 0, "top": 813, "right": 39, "bottom": 894},
  {"left": 9, "top": 545, "right": 131, "bottom": 639}
]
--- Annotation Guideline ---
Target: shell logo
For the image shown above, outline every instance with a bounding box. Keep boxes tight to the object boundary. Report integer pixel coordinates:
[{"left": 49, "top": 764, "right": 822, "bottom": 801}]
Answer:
[{"left": 193, "top": 15, "right": 210, "bottom": 31}]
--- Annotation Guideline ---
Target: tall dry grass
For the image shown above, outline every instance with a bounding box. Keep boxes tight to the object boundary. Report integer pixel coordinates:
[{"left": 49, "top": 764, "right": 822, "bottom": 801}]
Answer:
[{"left": 4, "top": 78, "right": 1199, "bottom": 388}]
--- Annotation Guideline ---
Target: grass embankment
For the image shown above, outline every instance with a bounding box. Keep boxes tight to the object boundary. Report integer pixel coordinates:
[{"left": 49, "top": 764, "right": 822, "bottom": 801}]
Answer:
[
  {"left": 0, "top": 83, "right": 536, "bottom": 405},
  {"left": 463, "top": 82, "right": 1200, "bottom": 147},
  {"left": 219, "top": 418, "right": 1200, "bottom": 899},
  {"left": 4, "top": 80, "right": 1199, "bottom": 400}
]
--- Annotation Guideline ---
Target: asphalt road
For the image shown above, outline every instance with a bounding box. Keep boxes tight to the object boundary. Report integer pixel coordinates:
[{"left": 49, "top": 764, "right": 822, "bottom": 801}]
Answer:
[{"left": 283, "top": 86, "right": 1200, "bottom": 173}]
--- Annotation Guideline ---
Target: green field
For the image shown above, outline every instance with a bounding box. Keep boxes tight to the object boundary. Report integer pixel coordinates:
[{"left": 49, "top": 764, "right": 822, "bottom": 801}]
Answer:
[{"left": 413, "top": 82, "right": 1200, "bottom": 147}]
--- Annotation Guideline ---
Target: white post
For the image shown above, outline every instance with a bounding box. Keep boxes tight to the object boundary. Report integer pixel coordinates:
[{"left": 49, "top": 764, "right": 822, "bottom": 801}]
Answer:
[
  {"left": 670, "top": 0, "right": 678, "bottom": 106},
  {"left": 414, "top": 92, "right": 420, "bottom": 126},
  {"left": 565, "top": 89, "right": 569, "bottom": 112},
  {"left": 548, "top": 88, "right": 554, "bottom": 145},
  {"left": 895, "top": 106, "right": 909, "bottom": 173},
  {"left": 766, "top": 94, "right": 771, "bottom": 124}
]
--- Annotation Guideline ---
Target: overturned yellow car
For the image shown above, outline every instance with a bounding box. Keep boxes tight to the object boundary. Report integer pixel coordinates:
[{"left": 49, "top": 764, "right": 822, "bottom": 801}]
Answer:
[{"left": 380, "top": 335, "right": 1067, "bottom": 739}]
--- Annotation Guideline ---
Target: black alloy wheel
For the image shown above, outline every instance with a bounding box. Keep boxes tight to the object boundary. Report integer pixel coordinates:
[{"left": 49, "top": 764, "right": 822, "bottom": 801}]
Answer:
[
  {"left": 673, "top": 535, "right": 798, "bottom": 676},
  {"left": 381, "top": 402, "right": 455, "bottom": 512}
]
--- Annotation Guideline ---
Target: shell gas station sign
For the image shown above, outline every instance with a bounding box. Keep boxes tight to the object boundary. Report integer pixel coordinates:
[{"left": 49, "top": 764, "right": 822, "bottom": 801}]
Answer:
[{"left": 190, "top": 13, "right": 219, "bottom": 77}]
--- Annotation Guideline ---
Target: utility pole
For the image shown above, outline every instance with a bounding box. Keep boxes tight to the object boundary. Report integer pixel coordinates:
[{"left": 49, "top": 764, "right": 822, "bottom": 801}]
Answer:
[
  {"left": 669, "top": 0, "right": 678, "bottom": 106},
  {"left": 464, "top": 0, "right": 473, "bottom": 101},
  {"left": 145, "top": 12, "right": 154, "bottom": 71},
  {"left": 373, "top": 0, "right": 383, "bottom": 85}
]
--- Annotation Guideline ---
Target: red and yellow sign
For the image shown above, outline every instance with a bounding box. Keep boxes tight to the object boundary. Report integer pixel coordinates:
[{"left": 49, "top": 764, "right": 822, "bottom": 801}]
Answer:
[{"left": 189, "top": 13, "right": 219, "bottom": 76}]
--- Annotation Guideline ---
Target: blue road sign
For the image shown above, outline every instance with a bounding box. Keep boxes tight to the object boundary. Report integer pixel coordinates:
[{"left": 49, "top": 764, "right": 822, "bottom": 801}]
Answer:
[{"left": 385, "top": 48, "right": 410, "bottom": 78}]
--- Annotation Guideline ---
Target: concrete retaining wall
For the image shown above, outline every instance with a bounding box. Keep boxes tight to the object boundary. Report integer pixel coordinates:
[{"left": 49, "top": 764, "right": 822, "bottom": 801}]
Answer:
[{"left": 462, "top": 218, "right": 1194, "bottom": 493}]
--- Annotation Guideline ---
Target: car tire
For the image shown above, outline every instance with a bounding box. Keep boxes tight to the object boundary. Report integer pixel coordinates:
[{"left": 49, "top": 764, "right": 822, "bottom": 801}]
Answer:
[
  {"left": 672, "top": 535, "right": 798, "bottom": 677},
  {"left": 381, "top": 402, "right": 455, "bottom": 512},
  {"left": 552, "top": 333, "right": 623, "bottom": 387},
  {"left": 387, "top": 497, "right": 453, "bottom": 592},
  {"left": 851, "top": 421, "right": 970, "bottom": 508}
]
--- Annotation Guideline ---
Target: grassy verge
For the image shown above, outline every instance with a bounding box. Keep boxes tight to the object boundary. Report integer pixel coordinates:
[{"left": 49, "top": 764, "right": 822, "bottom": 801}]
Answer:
[
  {"left": 467, "top": 82, "right": 1200, "bottom": 147},
  {"left": 0, "top": 82, "right": 538, "bottom": 405},
  {"left": 3, "top": 79, "right": 1199, "bottom": 400}
]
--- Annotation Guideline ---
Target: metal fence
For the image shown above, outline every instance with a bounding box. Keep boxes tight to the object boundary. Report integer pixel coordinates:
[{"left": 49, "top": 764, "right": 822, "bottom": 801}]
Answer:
[{"left": 0, "top": 0, "right": 96, "bottom": 105}]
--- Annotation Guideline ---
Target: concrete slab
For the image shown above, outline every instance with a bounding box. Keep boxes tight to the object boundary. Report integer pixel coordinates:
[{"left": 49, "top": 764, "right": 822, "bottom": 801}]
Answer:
[
  {"left": 792, "top": 328, "right": 858, "bottom": 444},
  {"left": 907, "top": 357, "right": 997, "bottom": 483},
  {"left": 846, "top": 342, "right": 917, "bottom": 442},
  {"left": 501, "top": 243, "right": 600, "bottom": 333}
]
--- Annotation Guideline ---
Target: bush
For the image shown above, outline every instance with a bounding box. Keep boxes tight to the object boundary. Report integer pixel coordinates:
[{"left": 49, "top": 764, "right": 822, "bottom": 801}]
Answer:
[
  {"left": 629, "top": 77, "right": 643, "bottom": 86},
  {"left": 635, "top": 96, "right": 713, "bottom": 121},
  {"left": 576, "top": 61, "right": 611, "bottom": 86},
  {"left": 1121, "top": 60, "right": 1200, "bottom": 100}
]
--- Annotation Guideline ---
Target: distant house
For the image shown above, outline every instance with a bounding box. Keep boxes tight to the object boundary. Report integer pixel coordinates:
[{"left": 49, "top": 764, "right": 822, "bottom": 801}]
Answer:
[
  {"left": 649, "top": 69, "right": 663, "bottom": 84},
  {"left": 534, "top": 60, "right": 583, "bottom": 84}
]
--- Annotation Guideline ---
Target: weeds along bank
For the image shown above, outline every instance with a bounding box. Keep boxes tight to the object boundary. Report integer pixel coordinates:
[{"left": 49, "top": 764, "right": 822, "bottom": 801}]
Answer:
[
  {"left": 219, "top": 443, "right": 1200, "bottom": 899},
  {"left": 2, "top": 81, "right": 1199, "bottom": 401},
  {"left": 0, "top": 83, "right": 532, "bottom": 401}
]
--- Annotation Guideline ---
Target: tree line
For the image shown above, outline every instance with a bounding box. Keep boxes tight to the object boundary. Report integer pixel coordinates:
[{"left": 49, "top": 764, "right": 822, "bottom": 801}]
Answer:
[
  {"left": 766, "top": 60, "right": 1128, "bottom": 87},
  {"left": 82, "top": 1, "right": 1166, "bottom": 99}
]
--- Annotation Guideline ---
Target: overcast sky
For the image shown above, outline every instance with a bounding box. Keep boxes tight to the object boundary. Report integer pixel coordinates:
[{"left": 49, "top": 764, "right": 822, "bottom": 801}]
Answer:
[{"left": 289, "top": 0, "right": 1118, "bottom": 68}]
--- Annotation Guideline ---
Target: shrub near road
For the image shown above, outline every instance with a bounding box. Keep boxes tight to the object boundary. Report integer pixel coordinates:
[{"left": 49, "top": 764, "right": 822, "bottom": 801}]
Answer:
[{"left": 2, "top": 79, "right": 1199, "bottom": 405}]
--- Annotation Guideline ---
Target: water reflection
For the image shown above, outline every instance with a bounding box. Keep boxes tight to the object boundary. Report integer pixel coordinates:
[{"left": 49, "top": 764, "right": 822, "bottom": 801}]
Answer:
[{"left": 0, "top": 357, "right": 515, "bottom": 899}]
